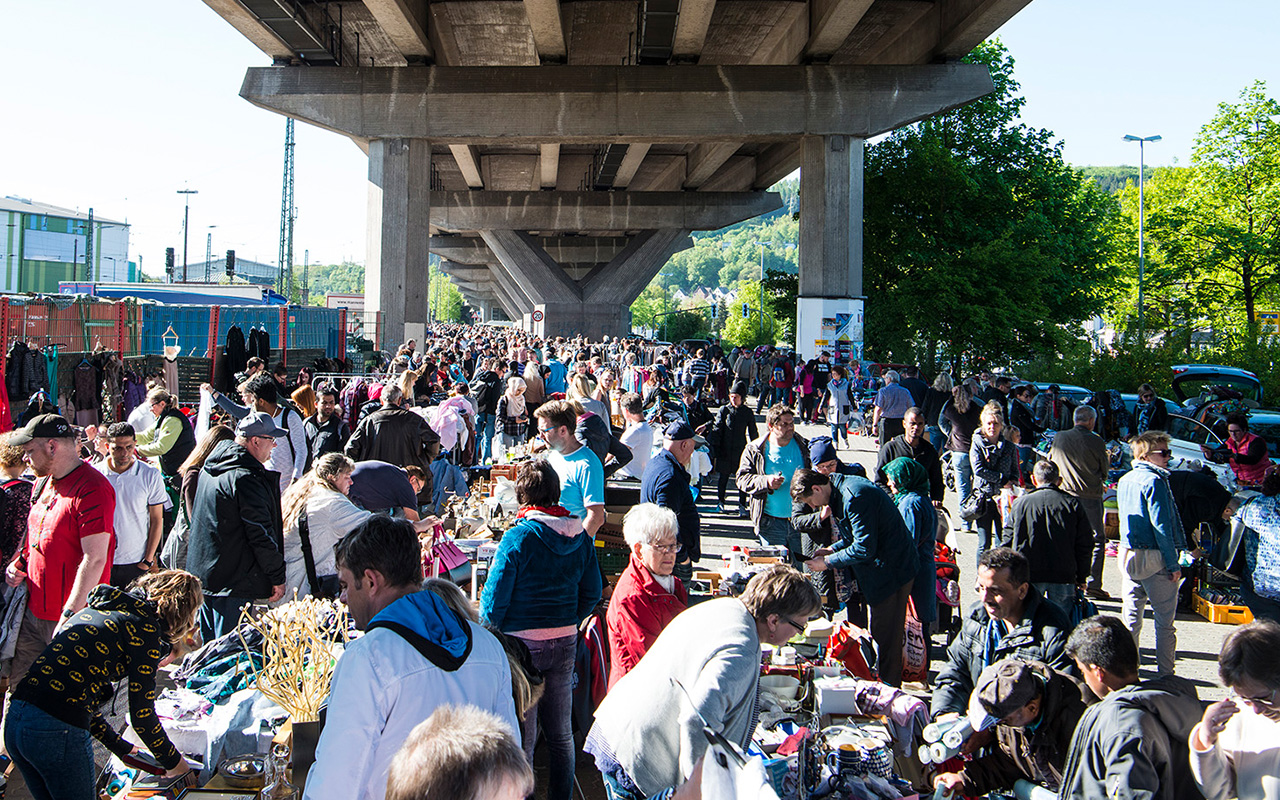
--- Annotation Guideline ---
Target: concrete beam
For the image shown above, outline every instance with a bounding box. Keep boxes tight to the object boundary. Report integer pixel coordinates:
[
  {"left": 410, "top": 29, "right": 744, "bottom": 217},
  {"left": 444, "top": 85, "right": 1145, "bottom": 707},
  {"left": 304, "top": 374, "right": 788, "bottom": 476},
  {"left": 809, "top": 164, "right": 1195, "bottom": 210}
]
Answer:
[
  {"left": 432, "top": 235, "right": 631, "bottom": 265},
  {"left": 753, "top": 141, "right": 801, "bottom": 189},
  {"left": 672, "top": 0, "right": 717, "bottom": 62},
  {"left": 523, "top": 0, "right": 568, "bottom": 62},
  {"left": 430, "top": 190, "right": 781, "bottom": 232},
  {"left": 805, "top": 0, "right": 875, "bottom": 60},
  {"left": 936, "top": 0, "right": 1035, "bottom": 60},
  {"left": 363, "top": 0, "right": 435, "bottom": 62},
  {"left": 480, "top": 230, "right": 582, "bottom": 302},
  {"left": 684, "top": 143, "right": 740, "bottom": 189},
  {"left": 449, "top": 144, "right": 484, "bottom": 188},
  {"left": 367, "top": 139, "right": 431, "bottom": 348},
  {"left": 241, "top": 64, "right": 996, "bottom": 143},
  {"left": 614, "top": 144, "right": 651, "bottom": 189},
  {"left": 202, "top": 0, "right": 294, "bottom": 61},
  {"left": 539, "top": 144, "right": 560, "bottom": 189},
  {"left": 580, "top": 230, "right": 693, "bottom": 304}
]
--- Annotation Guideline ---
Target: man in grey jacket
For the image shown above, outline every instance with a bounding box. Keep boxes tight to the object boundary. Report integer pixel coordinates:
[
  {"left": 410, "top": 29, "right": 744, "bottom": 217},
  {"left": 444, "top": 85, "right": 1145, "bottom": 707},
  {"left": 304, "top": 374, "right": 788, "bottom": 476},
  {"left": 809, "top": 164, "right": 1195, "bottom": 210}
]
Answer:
[
  {"left": 1050, "top": 405, "right": 1111, "bottom": 600},
  {"left": 1059, "top": 615, "right": 1203, "bottom": 800}
]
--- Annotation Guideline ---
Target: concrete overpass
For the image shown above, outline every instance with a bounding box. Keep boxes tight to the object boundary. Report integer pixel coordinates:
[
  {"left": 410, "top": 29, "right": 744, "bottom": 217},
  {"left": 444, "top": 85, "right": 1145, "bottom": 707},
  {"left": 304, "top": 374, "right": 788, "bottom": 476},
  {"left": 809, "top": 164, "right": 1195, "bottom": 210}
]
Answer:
[{"left": 205, "top": 0, "right": 1033, "bottom": 349}]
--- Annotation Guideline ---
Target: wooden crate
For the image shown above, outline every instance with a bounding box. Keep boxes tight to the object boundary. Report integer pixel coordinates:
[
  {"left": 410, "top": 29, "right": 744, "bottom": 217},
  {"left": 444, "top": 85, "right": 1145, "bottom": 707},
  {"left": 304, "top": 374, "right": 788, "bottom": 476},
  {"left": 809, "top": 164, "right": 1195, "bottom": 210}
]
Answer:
[{"left": 1193, "top": 591, "right": 1254, "bottom": 625}]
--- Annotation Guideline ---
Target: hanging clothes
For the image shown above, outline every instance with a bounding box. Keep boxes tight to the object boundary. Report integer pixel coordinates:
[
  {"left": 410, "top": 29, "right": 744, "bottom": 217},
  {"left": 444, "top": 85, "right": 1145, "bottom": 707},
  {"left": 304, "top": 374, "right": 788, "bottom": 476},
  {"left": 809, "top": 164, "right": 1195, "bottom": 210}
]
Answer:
[
  {"left": 0, "top": 372, "right": 11, "bottom": 433},
  {"left": 96, "top": 352, "right": 123, "bottom": 426},
  {"left": 122, "top": 371, "right": 147, "bottom": 416},
  {"left": 72, "top": 360, "right": 100, "bottom": 427},
  {"left": 44, "top": 347, "right": 58, "bottom": 396},
  {"left": 162, "top": 356, "right": 179, "bottom": 404},
  {"left": 223, "top": 325, "right": 247, "bottom": 393}
]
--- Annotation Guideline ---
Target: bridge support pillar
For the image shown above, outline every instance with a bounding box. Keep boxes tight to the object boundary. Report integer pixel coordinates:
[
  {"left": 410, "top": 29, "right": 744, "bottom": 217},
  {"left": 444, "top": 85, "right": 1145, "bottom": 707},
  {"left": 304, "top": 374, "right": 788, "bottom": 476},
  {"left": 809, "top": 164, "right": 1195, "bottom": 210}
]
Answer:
[
  {"left": 797, "top": 134, "right": 865, "bottom": 361},
  {"left": 367, "top": 138, "right": 430, "bottom": 349},
  {"left": 480, "top": 228, "right": 691, "bottom": 339}
]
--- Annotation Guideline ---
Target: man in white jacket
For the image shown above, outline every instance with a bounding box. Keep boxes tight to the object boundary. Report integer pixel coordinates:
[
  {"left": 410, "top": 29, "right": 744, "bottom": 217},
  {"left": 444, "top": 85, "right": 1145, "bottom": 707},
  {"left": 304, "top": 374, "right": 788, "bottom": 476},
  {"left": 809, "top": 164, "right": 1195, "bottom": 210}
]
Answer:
[{"left": 304, "top": 516, "right": 518, "bottom": 800}]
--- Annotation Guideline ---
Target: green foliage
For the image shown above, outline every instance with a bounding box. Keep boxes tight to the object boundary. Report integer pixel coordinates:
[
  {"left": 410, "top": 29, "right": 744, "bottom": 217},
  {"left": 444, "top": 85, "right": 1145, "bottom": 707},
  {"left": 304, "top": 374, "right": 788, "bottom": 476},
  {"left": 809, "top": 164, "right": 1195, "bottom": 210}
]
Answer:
[
  {"left": 721, "top": 281, "right": 771, "bottom": 348},
  {"left": 862, "top": 39, "right": 1117, "bottom": 371},
  {"left": 1141, "top": 82, "right": 1280, "bottom": 348},
  {"left": 662, "top": 310, "right": 711, "bottom": 343},
  {"left": 428, "top": 265, "right": 466, "bottom": 323},
  {"left": 1078, "top": 166, "right": 1152, "bottom": 195},
  {"left": 305, "top": 262, "right": 365, "bottom": 304},
  {"left": 629, "top": 283, "right": 675, "bottom": 333}
]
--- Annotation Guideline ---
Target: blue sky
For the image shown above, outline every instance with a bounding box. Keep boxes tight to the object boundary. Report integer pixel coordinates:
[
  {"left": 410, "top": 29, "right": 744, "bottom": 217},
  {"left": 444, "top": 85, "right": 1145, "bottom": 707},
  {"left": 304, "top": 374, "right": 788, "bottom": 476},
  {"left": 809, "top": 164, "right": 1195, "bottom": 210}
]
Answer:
[{"left": 1, "top": 0, "right": 1275, "bottom": 273}]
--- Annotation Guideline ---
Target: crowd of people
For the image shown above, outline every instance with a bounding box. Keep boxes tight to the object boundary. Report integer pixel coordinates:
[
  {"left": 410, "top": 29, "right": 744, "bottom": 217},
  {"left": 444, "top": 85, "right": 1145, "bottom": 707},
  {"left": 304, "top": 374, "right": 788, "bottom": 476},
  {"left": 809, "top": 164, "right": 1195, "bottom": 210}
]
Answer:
[{"left": 0, "top": 324, "right": 1271, "bottom": 800}]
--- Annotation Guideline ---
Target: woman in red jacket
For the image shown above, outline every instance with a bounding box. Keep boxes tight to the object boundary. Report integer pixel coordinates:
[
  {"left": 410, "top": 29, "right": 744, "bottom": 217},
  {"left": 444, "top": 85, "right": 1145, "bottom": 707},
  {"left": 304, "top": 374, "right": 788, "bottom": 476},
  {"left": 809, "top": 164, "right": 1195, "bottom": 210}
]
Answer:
[{"left": 606, "top": 503, "right": 688, "bottom": 688}]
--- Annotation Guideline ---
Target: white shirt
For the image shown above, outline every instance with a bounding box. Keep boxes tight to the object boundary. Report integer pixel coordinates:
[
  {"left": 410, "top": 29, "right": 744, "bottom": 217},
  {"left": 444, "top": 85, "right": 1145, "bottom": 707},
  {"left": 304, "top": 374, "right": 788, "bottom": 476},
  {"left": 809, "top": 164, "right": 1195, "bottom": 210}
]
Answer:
[
  {"left": 95, "top": 459, "right": 171, "bottom": 564},
  {"left": 617, "top": 420, "right": 656, "bottom": 479},
  {"left": 281, "top": 488, "right": 372, "bottom": 599}
]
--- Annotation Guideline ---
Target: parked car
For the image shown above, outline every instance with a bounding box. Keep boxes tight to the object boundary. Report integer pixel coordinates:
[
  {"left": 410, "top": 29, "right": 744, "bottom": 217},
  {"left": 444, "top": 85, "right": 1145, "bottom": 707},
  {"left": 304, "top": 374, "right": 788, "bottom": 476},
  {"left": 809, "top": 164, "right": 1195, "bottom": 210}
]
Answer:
[
  {"left": 1163, "top": 413, "right": 1236, "bottom": 490},
  {"left": 1030, "top": 382, "right": 1093, "bottom": 406},
  {"left": 1171, "top": 364, "right": 1263, "bottom": 407},
  {"left": 1120, "top": 393, "right": 1180, "bottom": 422}
]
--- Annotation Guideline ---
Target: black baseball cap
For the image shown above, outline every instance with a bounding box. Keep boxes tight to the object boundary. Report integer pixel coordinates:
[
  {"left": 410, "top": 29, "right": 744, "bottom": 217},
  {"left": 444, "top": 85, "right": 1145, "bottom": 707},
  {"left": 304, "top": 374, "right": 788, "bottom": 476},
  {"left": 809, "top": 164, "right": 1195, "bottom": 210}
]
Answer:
[{"left": 9, "top": 413, "right": 77, "bottom": 445}]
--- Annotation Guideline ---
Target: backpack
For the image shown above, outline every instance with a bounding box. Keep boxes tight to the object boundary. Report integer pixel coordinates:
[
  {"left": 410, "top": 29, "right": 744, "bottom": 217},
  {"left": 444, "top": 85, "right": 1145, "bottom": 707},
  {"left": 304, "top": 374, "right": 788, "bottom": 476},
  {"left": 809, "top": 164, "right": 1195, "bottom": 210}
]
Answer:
[
  {"left": 772, "top": 365, "right": 785, "bottom": 385},
  {"left": 273, "top": 401, "right": 310, "bottom": 468}
]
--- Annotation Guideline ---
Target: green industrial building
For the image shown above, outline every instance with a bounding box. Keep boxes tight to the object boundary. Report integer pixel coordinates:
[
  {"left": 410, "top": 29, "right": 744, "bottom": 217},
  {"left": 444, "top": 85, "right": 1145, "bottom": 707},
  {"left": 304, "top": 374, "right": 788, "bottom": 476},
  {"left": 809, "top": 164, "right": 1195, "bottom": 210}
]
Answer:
[{"left": 1, "top": 196, "right": 135, "bottom": 294}]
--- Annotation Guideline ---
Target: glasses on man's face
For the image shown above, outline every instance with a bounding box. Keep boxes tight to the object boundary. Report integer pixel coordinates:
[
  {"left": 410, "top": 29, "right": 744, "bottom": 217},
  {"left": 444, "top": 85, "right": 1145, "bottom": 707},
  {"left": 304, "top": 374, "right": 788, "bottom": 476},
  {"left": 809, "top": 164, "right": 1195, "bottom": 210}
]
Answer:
[
  {"left": 1150, "top": 449, "right": 1172, "bottom": 457},
  {"left": 1235, "top": 686, "right": 1279, "bottom": 708},
  {"left": 537, "top": 426, "right": 557, "bottom": 436},
  {"left": 780, "top": 615, "right": 808, "bottom": 634},
  {"left": 645, "top": 542, "right": 680, "bottom": 554}
]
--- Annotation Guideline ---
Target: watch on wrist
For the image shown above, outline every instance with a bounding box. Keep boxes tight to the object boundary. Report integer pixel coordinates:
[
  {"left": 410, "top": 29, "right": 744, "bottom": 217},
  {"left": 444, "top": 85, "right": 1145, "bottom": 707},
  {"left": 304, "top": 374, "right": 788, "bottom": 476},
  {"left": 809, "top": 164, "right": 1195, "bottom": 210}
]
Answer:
[
  {"left": 141, "top": 559, "right": 154, "bottom": 568},
  {"left": 61, "top": 608, "right": 74, "bottom": 619}
]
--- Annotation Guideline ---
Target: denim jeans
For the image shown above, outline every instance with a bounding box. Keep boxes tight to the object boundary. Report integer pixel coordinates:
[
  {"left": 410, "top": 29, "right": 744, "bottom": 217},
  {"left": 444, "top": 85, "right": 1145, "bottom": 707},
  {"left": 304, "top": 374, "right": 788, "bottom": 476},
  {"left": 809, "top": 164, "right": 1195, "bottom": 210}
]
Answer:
[
  {"left": 476, "top": 412, "right": 496, "bottom": 462},
  {"left": 520, "top": 634, "right": 578, "bottom": 800},
  {"left": 601, "top": 770, "right": 649, "bottom": 800},
  {"left": 927, "top": 426, "right": 945, "bottom": 454},
  {"left": 199, "top": 595, "right": 252, "bottom": 643},
  {"left": 758, "top": 514, "right": 801, "bottom": 567},
  {"left": 830, "top": 422, "right": 848, "bottom": 447},
  {"left": 1038, "top": 582, "right": 1077, "bottom": 619},
  {"left": 950, "top": 451, "right": 973, "bottom": 527},
  {"left": 6, "top": 699, "right": 96, "bottom": 800}
]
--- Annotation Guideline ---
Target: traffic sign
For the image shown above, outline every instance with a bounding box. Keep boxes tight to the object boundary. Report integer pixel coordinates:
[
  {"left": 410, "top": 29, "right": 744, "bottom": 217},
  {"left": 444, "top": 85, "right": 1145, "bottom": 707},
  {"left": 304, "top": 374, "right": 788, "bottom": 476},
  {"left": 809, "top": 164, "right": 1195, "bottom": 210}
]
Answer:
[{"left": 531, "top": 310, "right": 545, "bottom": 322}]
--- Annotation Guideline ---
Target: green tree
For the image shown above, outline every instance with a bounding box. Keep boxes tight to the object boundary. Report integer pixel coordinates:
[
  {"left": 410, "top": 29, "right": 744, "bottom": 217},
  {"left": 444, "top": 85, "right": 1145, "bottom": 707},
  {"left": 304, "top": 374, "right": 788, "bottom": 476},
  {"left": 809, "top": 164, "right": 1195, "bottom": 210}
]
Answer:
[
  {"left": 1147, "top": 82, "right": 1280, "bottom": 347},
  {"left": 630, "top": 283, "right": 675, "bottom": 333},
  {"left": 722, "top": 281, "right": 771, "bottom": 347},
  {"left": 862, "top": 39, "right": 1117, "bottom": 370}
]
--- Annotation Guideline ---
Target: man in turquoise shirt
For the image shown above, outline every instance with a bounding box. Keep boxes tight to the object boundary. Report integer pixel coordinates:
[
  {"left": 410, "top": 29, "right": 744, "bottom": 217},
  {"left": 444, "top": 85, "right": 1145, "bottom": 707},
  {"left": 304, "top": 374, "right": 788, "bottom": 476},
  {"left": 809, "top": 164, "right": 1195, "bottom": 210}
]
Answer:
[
  {"left": 534, "top": 399, "right": 605, "bottom": 536},
  {"left": 736, "top": 404, "right": 810, "bottom": 566}
]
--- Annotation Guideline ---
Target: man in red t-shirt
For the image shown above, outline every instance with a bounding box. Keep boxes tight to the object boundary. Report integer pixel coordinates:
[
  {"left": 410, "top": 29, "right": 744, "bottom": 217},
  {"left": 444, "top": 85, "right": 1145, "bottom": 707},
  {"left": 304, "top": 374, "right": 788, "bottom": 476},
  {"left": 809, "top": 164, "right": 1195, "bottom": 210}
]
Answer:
[{"left": 4, "top": 414, "right": 115, "bottom": 689}]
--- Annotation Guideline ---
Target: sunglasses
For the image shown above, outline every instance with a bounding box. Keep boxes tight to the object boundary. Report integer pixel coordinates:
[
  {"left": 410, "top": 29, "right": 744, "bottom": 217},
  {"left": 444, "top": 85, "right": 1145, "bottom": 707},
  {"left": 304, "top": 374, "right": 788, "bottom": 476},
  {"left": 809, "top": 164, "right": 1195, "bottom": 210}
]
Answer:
[{"left": 1149, "top": 449, "right": 1172, "bottom": 456}]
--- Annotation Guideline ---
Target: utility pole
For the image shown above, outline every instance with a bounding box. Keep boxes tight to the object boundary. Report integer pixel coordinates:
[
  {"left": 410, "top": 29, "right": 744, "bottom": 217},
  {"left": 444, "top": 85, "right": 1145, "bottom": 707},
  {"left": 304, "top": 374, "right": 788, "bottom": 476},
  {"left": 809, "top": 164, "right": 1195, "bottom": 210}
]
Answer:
[
  {"left": 176, "top": 189, "right": 197, "bottom": 282},
  {"left": 278, "top": 119, "right": 296, "bottom": 298},
  {"left": 84, "top": 208, "right": 94, "bottom": 282},
  {"left": 204, "top": 226, "right": 216, "bottom": 282},
  {"left": 1123, "top": 134, "right": 1160, "bottom": 342}
]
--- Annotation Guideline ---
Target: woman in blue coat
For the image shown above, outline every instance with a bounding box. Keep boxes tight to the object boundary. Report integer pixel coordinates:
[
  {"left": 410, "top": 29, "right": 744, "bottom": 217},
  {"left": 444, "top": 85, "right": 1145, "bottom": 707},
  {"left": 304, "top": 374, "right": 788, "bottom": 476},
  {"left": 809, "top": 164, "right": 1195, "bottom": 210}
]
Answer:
[{"left": 883, "top": 456, "right": 937, "bottom": 634}]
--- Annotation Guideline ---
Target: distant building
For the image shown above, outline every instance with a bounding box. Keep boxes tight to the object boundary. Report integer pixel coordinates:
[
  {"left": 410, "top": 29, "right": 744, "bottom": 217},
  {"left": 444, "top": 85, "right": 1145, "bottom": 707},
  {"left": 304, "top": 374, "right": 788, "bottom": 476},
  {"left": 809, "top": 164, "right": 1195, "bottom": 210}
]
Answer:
[
  {"left": 0, "top": 196, "right": 134, "bottom": 293},
  {"left": 182, "top": 256, "right": 280, "bottom": 286}
]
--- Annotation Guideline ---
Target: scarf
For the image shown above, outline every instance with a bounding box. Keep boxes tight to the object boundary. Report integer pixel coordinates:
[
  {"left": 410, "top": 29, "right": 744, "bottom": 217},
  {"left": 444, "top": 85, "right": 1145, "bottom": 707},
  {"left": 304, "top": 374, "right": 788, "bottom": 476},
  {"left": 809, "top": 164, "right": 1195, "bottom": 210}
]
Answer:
[
  {"left": 517, "top": 505, "right": 570, "bottom": 518},
  {"left": 883, "top": 456, "right": 929, "bottom": 502},
  {"left": 505, "top": 390, "right": 526, "bottom": 417}
]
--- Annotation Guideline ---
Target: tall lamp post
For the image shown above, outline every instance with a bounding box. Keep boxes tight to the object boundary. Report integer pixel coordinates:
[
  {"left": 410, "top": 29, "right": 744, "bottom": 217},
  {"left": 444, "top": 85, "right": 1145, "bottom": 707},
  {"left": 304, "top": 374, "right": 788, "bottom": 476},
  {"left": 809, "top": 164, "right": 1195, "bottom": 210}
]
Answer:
[
  {"left": 1123, "top": 134, "right": 1160, "bottom": 342},
  {"left": 176, "top": 188, "right": 198, "bottom": 282}
]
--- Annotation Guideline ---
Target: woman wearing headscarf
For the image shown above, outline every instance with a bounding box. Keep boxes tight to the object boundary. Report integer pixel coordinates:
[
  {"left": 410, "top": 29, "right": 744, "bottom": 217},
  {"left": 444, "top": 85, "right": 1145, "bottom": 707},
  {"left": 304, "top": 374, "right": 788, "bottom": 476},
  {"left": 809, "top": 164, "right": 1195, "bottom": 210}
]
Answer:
[
  {"left": 496, "top": 377, "right": 529, "bottom": 451},
  {"left": 883, "top": 457, "right": 938, "bottom": 643}
]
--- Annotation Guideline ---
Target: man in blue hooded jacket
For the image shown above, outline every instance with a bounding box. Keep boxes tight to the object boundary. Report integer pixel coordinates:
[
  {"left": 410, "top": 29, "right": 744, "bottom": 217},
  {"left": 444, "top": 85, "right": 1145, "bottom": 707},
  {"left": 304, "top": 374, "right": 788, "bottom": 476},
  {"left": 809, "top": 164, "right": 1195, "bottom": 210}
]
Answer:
[{"left": 305, "top": 516, "right": 517, "bottom": 800}]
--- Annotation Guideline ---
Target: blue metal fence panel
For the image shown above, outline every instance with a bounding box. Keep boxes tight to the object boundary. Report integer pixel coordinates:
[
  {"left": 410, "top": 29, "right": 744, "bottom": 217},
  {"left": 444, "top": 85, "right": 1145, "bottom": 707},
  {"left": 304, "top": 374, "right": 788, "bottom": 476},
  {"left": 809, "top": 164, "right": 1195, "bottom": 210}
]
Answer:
[
  {"left": 285, "top": 306, "right": 339, "bottom": 351},
  {"left": 138, "top": 305, "right": 213, "bottom": 357}
]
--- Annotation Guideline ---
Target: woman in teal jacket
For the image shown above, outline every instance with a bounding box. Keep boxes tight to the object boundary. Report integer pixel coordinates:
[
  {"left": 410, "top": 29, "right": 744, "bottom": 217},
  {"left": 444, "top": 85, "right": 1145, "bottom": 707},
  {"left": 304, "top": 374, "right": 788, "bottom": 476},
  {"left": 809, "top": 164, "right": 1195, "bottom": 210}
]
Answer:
[{"left": 480, "top": 459, "right": 601, "bottom": 800}]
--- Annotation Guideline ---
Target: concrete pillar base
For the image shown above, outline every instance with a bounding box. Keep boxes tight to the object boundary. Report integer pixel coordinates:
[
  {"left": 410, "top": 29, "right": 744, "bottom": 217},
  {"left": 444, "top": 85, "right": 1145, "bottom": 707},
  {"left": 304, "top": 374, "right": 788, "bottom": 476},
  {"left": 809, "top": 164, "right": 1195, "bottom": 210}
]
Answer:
[
  {"left": 795, "top": 297, "right": 865, "bottom": 363},
  {"left": 531, "top": 303, "right": 630, "bottom": 340}
]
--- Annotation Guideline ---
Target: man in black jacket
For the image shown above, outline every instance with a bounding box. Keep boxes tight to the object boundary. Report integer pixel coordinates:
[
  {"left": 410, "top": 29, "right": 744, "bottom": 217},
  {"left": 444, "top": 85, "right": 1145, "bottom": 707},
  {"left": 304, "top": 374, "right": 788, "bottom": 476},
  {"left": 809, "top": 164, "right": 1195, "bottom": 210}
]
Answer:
[
  {"left": 1002, "top": 460, "right": 1094, "bottom": 618},
  {"left": 932, "top": 548, "right": 1075, "bottom": 719},
  {"left": 640, "top": 422, "right": 701, "bottom": 581},
  {"left": 304, "top": 386, "right": 350, "bottom": 470},
  {"left": 874, "top": 408, "right": 944, "bottom": 504},
  {"left": 470, "top": 359, "right": 505, "bottom": 463},
  {"left": 187, "top": 412, "right": 288, "bottom": 640},
  {"left": 344, "top": 384, "right": 441, "bottom": 502}
]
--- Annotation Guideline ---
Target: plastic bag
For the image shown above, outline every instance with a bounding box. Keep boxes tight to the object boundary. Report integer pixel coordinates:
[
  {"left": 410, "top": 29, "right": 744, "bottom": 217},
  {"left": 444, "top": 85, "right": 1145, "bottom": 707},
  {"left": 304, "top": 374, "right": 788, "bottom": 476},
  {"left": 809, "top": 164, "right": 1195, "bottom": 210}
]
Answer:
[{"left": 901, "top": 597, "right": 927, "bottom": 684}]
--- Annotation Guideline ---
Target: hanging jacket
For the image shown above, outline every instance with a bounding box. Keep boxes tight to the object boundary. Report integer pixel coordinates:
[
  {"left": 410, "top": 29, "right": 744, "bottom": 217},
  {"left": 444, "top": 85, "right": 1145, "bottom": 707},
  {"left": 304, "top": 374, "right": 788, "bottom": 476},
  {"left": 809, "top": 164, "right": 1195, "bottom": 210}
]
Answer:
[{"left": 222, "top": 325, "right": 247, "bottom": 393}]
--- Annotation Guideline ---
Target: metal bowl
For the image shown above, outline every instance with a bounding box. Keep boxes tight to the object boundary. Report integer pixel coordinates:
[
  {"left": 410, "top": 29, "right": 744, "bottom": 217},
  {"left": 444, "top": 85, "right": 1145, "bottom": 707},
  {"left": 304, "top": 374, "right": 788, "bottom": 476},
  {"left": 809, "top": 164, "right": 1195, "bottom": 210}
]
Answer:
[{"left": 217, "top": 754, "right": 266, "bottom": 789}]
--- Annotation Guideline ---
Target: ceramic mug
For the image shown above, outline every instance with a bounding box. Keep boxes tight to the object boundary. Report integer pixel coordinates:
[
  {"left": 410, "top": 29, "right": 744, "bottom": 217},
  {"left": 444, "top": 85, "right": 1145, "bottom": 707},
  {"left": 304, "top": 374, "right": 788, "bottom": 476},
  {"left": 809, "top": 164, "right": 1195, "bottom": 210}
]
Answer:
[{"left": 825, "top": 743, "right": 861, "bottom": 775}]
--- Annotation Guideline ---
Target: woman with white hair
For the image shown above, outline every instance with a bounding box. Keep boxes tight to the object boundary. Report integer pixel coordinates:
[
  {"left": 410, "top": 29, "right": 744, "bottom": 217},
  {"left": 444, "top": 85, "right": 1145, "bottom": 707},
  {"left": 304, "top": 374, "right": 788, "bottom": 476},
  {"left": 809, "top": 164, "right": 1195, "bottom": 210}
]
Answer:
[
  {"left": 496, "top": 376, "right": 529, "bottom": 450},
  {"left": 606, "top": 503, "right": 687, "bottom": 688}
]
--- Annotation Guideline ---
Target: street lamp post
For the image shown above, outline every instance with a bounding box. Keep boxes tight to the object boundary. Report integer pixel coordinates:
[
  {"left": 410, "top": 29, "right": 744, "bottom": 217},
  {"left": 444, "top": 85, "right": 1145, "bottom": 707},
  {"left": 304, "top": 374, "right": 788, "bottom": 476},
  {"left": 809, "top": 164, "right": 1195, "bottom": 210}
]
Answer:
[
  {"left": 1123, "top": 134, "right": 1160, "bottom": 342},
  {"left": 177, "top": 188, "right": 198, "bottom": 282}
]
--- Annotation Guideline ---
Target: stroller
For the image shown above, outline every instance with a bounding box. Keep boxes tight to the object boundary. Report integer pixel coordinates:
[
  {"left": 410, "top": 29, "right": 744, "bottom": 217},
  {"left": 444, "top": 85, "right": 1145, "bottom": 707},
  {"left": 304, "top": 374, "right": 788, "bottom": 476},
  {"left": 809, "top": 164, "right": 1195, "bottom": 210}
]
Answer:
[{"left": 934, "top": 515, "right": 963, "bottom": 642}]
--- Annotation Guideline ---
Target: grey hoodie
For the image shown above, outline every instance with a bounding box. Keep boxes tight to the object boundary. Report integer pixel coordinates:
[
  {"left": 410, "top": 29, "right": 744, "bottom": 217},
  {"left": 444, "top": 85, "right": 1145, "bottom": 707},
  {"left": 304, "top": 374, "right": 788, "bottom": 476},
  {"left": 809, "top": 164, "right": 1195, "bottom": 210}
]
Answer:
[{"left": 1059, "top": 674, "right": 1205, "bottom": 800}]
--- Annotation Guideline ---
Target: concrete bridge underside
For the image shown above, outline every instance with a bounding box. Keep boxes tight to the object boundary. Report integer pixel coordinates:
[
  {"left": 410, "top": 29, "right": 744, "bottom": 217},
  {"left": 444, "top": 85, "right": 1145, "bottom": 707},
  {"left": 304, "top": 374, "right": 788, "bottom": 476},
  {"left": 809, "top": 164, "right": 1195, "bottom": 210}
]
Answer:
[{"left": 206, "top": 0, "right": 1034, "bottom": 343}]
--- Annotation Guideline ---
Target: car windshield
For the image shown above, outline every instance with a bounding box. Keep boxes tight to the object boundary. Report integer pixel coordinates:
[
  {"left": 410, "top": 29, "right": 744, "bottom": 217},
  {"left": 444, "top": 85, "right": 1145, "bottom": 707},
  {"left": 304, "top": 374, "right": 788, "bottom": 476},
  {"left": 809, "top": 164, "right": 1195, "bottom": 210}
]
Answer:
[{"left": 1173, "top": 376, "right": 1262, "bottom": 403}]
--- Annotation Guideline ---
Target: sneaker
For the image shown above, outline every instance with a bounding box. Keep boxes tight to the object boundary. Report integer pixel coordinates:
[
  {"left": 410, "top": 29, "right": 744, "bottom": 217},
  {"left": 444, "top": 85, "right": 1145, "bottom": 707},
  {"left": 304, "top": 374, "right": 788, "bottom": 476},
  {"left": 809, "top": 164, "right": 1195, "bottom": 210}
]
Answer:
[
  {"left": 715, "top": 504, "right": 726, "bottom": 515},
  {"left": 737, "top": 507, "right": 748, "bottom": 519}
]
